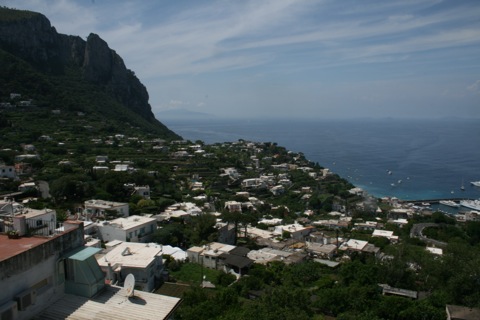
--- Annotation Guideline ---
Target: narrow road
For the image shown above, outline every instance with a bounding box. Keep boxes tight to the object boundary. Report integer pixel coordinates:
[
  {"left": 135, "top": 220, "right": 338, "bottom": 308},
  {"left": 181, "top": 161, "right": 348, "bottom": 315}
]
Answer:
[{"left": 410, "top": 223, "right": 447, "bottom": 247}]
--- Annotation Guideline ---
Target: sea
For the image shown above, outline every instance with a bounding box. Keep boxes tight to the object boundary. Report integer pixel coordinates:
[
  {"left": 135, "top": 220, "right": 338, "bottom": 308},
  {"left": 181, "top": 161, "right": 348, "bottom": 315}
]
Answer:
[{"left": 163, "top": 118, "right": 480, "bottom": 205}]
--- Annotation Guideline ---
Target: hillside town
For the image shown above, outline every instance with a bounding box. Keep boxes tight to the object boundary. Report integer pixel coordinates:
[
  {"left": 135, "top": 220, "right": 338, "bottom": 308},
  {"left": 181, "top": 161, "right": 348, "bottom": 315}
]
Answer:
[
  {"left": 2, "top": 1, "right": 480, "bottom": 318},
  {"left": 2, "top": 116, "right": 480, "bottom": 319}
]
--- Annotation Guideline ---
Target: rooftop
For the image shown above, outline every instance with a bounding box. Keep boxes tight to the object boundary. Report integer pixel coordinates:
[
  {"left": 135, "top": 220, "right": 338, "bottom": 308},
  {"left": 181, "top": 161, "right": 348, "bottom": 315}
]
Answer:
[
  {"left": 105, "top": 215, "right": 156, "bottom": 230},
  {"left": 0, "top": 234, "right": 52, "bottom": 261},
  {"left": 85, "top": 199, "right": 127, "bottom": 208},
  {"left": 446, "top": 304, "right": 480, "bottom": 320},
  {"left": 34, "top": 285, "right": 181, "bottom": 320},
  {"left": 97, "top": 242, "right": 162, "bottom": 269},
  {"left": 340, "top": 239, "right": 369, "bottom": 251},
  {"left": 19, "top": 207, "right": 55, "bottom": 219}
]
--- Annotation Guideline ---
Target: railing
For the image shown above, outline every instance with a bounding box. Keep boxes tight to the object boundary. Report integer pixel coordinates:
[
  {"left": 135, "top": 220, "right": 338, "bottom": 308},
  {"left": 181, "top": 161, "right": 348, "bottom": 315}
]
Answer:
[{"left": 25, "top": 219, "right": 61, "bottom": 236}]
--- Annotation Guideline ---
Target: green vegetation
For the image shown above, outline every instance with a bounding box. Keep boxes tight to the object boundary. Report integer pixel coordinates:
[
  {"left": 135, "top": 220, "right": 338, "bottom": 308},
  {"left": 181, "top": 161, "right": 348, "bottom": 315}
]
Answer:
[
  {"left": 0, "top": 7, "right": 39, "bottom": 21},
  {"left": 1, "top": 8, "right": 479, "bottom": 318},
  {"left": 173, "top": 237, "right": 480, "bottom": 319}
]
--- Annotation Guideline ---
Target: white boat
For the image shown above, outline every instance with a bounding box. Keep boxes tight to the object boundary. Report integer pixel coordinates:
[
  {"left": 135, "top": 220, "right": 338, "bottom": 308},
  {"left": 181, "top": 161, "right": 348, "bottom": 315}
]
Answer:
[
  {"left": 439, "top": 200, "right": 460, "bottom": 208},
  {"left": 471, "top": 181, "right": 480, "bottom": 187},
  {"left": 460, "top": 199, "right": 480, "bottom": 211}
]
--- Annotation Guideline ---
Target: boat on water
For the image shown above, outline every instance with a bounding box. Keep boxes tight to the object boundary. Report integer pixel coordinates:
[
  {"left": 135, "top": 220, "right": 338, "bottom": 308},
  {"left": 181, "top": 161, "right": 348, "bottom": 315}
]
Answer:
[
  {"left": 439, "top": 200, "right": 460, "bottom": 208},
  {"left": 460, "top": 199, "right": 480, "bottom": 211},
  {"left": 471, "top": 181, "right": 480, "bottom": 187}
]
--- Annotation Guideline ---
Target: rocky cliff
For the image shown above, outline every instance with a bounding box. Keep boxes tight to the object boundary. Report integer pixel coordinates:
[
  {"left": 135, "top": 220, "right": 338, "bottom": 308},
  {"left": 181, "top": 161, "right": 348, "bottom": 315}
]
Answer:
[{"left": 0, "top": 7, "right": 158, "bottom": 122}]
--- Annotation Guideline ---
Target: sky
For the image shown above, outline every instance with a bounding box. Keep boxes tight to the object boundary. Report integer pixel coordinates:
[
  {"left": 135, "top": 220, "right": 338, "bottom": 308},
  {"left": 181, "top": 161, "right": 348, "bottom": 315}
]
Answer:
[{"left": 2, "top": 0, "right": 480, "bottom": 119}]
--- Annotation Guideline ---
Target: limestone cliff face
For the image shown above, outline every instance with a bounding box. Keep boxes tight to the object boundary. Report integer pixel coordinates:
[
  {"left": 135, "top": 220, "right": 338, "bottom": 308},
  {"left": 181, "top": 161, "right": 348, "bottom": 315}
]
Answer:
[{"left": 0, "top": 8, "right": 154, "bottom": 120}]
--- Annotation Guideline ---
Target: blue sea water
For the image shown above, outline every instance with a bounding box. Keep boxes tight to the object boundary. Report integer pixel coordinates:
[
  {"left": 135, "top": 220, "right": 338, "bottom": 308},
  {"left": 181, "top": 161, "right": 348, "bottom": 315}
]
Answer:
[{"left": 164, "top": 118, "right": 480, "bottom": 201}]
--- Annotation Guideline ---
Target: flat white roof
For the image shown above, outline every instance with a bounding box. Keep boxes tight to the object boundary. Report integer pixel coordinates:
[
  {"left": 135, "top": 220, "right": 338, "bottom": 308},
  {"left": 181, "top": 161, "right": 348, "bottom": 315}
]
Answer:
[
  {"left": 105, "top": 239, "right": 123, "bottom": 248},
  {"left": 392, "top": 218, "right": 409, "bottom": 224},
  {"left": 426, "top": 247, "right": 443, "bottom": 255},
  {"left": 97, "top": 242, "right": 162, "bottom": 269},
  {"left": 247, "top": 250, "right": 278, "bottom": 264},
  {"left": 35, "top": 285, "right": 180, "bottom": 320},
  {"left": 19, "top": 208, "right": 55, "bottom": 219},
  {"left": 341, "top": 239, "right": 368, "bottom": 251},
  {"left": 246, "top": 226, "right": 274, "bottom": 239},
  {"left": 372, "top": 229, "right": 394, "bottom": 237},
  {"left": 161, "top": 245, "right": 187, "bottom": 261},
  {"left": 108, "top": 215, "right": 156, "bottom": 230},
  {"left": 202, "top": 243, "right": 235, "bottom": 256},
  {"left": 85, "top": 199, "right": 127, "bottom": 208}
]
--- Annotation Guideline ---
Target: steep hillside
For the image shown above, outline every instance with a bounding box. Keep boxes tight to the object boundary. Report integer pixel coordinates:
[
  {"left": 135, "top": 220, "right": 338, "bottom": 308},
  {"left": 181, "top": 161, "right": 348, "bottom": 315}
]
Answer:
[{"left": 0, "top": 6, "right": 180, "bottom": 139}]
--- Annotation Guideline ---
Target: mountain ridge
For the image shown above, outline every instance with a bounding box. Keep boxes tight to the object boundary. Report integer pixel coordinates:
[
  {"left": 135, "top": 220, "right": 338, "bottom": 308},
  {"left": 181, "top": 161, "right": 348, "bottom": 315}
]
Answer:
[{"left": 0, "top": 6, "right": 179, "bottom": 139}]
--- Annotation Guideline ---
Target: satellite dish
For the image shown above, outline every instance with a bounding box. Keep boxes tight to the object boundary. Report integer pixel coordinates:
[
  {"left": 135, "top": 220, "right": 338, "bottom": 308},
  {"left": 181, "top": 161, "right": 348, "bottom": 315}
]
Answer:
[{"left": 124, "top": 273, "right": 135, "bottom": 297}]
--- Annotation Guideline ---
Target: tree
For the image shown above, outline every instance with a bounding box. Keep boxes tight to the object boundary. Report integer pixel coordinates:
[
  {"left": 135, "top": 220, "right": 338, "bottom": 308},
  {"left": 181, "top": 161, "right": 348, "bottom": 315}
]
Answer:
[
  {"left": 152, "top": 223, "right": 185, "bottom": 247},
  {"left": 50, "top": 175, "right": 92, "bottom": 202},
  {"left": 186, "top": 214, "right": 217, "bottom": 246}
]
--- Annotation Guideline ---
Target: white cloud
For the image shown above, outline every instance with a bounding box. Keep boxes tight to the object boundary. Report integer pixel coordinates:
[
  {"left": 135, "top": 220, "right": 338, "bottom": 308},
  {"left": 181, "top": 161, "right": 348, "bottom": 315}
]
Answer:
[
  {"left": 5, "top": 0, "right": 480, "bottom": 78},
  {"left": 3, "top": 0, "right": 479, "bottom": 118},
  {"left": 467, "top": 80, "right": 480, "bottom": 94}
]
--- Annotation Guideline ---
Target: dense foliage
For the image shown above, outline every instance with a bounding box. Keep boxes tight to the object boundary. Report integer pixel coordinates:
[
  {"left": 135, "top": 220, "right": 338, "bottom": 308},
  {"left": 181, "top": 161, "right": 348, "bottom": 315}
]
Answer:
[
  {"left": 1, "top": 7, "right": 479, "bottom": 318},
  {"left": 174, "top": 236, "right": 480, "bottom": 319}
]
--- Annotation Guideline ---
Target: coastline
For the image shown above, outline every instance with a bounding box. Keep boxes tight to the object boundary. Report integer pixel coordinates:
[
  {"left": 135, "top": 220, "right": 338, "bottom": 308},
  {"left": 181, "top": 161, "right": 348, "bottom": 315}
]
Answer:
[{"left": 163, "top": 118, "right": 480, "bottom": 202}]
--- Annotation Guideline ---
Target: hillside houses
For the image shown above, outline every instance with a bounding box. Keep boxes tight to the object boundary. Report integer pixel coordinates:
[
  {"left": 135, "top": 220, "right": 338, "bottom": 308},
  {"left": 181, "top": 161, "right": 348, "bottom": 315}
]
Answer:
[
  {"left": 96, "top": 241, "right": 165, "bottom": 292},
  {"left": 83, "top": 199, "right": 129, "bottom": 219},
  {"left": 187, "top": 242, "right": 253, "bottom": 276},
  {"left": 96, "top": 215, "right": 157, "bottom": 243},
  {"left": 1, "top": 126, "right": 454, "bottom": 318}
]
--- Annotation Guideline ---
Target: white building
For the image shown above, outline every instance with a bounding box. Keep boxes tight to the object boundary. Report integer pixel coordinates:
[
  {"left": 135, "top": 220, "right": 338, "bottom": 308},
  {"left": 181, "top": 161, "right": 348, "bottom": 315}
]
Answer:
[
  {"left": 241, "top": 178, "right": 265, "bottom": 189},
  {"left": 95, "top": 155, "right": 108, "bottom": 164},
  {"left": 0, "top": 165, "right": 16, "bottom": 179},
  {"left": 18, "top": 208, "right": 57, "bottom": 236},
  {"left": 157, "top": 202, "right": 203, "bottom": 221},
  {"left": 97, "top": 215, "right": 157, "bottom": 243},
  {"left": 221, "top": 167, "right": 239, "bottom": 179},
  {"left": 114, "top": 164, "right": 130, "bottom": 172},
  {"left": 270, "top": 185, "right": 285, "bottom": 196},
  {"left": 83, "top": 199, "right": 129, "bottom": 219},
  {"left": 224, "top": 201, "right": 242, "bottom": 213},
  {"left": 186, "top": 242, "right": 253, "bottom": 276},
  {"left": 372, "top": 229, "right": 399, "bottom": 242},
  {"left": 96, "top": 241, "right": 164, "bottom": 292},
  {"left": 426, "top": 247, "right": 443, "bottom": 256},
  {"left": 18, "top": 182, "right": 36, "bottom": 192},
  {"left": 339, "top": 239, "right": 369, "bottom": 252},
  {"left": 133, "top": 185, "right": 150, "bottom": 199},
  {"left": 273, "top": 223, "right": 314, "bottom": 240},
  {"left": 0, "top": 221, "right": 105, "bottom": 320}
]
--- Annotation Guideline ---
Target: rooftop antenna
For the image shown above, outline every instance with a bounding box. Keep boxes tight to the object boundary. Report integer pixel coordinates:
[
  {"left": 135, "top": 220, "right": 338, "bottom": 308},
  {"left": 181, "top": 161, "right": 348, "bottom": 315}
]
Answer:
[{"left": 124, "top": 273, "right": 135, "bottom": 297}]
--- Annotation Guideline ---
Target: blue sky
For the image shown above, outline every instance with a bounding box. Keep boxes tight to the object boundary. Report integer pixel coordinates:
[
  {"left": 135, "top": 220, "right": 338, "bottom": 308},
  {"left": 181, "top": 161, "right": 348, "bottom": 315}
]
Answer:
[{"left": 2, "top": 0, "right": 480, "bottom": 119}]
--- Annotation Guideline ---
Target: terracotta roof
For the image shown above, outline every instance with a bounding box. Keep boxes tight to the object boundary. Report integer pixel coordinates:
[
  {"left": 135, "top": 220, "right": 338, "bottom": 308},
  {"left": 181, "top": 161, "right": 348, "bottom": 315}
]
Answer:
[{"left": 0, "top": 234, "right": 52, "bottom": 261}]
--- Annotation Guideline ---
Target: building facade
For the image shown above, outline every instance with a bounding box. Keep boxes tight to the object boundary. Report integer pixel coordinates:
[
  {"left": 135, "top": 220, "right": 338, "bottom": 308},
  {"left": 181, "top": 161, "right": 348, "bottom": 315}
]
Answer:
[{"left": 97, "top": 215, "right": 157, "bottom": 243}]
